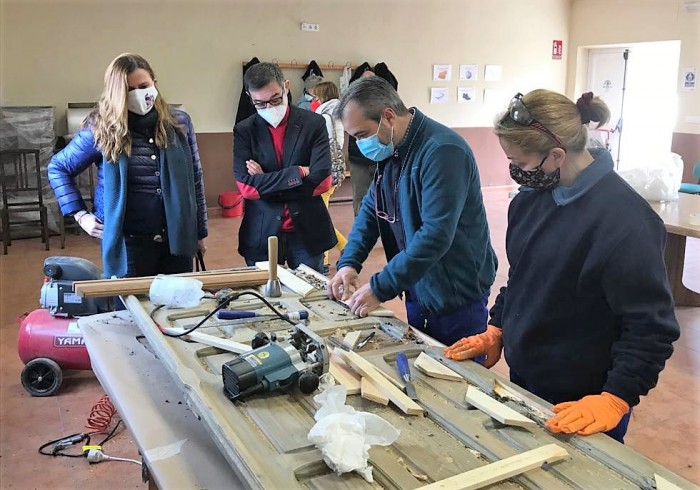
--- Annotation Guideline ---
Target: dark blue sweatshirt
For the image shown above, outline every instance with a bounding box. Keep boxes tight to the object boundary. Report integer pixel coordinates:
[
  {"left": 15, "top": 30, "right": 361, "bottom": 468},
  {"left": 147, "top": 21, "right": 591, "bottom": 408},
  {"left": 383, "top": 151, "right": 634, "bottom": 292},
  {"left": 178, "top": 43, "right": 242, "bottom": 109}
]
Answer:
[{"left": 490, "top": 149, "right": 679, "bottom": 407}]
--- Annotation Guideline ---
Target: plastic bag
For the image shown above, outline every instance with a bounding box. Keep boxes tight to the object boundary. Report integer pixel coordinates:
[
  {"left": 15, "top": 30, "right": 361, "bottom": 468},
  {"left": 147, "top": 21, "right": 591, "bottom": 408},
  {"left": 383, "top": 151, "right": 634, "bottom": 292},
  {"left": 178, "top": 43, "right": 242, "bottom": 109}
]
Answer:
[
  {"left": 618, "top": 152, "right": 684, "bottom": 202},
  {"left": 307, "top": 385, "right": 400, "bottom": 482},
  {"left": 149, "top": 275, "right": 204, "bottom": 308}
]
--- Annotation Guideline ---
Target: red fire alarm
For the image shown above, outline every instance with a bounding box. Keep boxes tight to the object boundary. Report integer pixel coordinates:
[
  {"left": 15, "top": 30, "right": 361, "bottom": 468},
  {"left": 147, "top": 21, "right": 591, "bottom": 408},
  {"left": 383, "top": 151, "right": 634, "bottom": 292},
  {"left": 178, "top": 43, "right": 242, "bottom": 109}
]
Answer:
[{"left": 552, "top": 40, "right": 563, "bottom": 60}]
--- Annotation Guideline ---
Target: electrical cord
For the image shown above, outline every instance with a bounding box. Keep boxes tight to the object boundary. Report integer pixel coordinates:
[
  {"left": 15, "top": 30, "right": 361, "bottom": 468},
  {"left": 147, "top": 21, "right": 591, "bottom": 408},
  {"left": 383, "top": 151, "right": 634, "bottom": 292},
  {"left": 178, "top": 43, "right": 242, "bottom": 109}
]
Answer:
[
  {"left": 38, "top": 433, "right": 90, "bottom": 458},
  {"left": 153, "top": 290, "right": 296, "bottom": 338},
  {"left": 38, "top": 396, "right": 124, "bottom": 460},
  {"left": 86, "top": 449, "right": 141, "bottom": 466}
]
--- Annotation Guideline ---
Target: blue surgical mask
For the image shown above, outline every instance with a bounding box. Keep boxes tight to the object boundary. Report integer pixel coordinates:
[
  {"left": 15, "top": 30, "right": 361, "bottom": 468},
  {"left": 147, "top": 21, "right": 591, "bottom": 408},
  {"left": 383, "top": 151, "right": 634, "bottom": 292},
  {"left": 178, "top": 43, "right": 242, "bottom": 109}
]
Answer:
[
  {"left": 356, "top": 118, "right": 394, "bottom": 161},
  {"left": 304, "top": 92, "right": 314, "bottom": 101}
]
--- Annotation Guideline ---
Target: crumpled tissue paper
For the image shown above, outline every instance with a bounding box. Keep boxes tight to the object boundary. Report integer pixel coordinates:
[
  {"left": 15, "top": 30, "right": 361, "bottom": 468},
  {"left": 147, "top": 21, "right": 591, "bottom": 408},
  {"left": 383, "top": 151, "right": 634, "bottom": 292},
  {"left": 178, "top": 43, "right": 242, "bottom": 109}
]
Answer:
[{"left": 307, "top": 384, "right": 400, "bottom": 482}]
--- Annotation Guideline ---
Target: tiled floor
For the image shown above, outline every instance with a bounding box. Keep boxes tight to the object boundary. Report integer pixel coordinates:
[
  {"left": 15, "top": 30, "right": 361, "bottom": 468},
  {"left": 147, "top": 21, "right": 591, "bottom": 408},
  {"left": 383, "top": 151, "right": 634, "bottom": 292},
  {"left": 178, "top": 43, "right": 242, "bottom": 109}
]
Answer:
[{"left": 1, "top": 187, "right": 698, "bottom": 488}]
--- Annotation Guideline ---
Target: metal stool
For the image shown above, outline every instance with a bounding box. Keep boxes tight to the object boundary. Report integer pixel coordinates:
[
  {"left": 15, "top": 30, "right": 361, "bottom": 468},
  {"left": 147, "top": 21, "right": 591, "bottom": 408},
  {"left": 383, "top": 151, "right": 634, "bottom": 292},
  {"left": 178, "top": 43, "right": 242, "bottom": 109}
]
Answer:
[{"left": 0, "top": 149, "right": 50, "bottom": 254}]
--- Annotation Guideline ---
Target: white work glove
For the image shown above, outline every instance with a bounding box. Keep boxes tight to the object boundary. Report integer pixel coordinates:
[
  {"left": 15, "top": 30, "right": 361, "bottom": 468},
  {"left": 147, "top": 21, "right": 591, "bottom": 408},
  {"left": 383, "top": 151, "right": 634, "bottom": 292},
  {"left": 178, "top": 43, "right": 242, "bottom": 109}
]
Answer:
[{"left": 74, "top": 210, "right": 103, "bottom": 239}]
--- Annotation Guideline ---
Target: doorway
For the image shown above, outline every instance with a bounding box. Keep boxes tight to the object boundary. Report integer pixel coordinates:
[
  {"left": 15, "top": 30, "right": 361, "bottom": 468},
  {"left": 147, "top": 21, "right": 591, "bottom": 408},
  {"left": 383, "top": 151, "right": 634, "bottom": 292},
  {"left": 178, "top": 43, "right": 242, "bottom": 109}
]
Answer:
[{"left": 585, "top": 41, "right": 681, "bottom": 171}]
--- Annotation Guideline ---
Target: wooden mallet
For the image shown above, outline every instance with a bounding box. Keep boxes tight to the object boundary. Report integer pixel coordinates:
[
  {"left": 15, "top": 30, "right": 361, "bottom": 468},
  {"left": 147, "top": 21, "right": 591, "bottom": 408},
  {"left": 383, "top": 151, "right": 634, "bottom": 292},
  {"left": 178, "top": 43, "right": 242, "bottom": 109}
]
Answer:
[{"left": 264, "top": 235, "right": 281, "bottom": 297}]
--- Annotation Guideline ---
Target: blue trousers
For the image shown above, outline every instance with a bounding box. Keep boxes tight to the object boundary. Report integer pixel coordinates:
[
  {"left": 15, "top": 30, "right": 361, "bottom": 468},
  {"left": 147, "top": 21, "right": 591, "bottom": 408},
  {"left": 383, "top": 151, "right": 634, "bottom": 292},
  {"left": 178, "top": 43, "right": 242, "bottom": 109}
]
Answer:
[
  {"left": 245, "top": 232, "right": 324, "bottom": 273},
  {"left": 509, "top": 371, "right": 632, "bottom": 443},
  {"left": 405, "top": 290, "right": 489, "bottom": 346}
]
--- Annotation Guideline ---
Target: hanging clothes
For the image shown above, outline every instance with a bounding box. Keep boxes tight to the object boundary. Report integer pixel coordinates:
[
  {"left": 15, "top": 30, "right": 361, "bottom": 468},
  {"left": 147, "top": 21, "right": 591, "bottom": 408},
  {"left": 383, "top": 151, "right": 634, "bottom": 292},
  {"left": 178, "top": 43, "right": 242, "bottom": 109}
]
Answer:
[
  {"left": 349, "top": 62, "right": 373, "bottom": 84},
  {"left": 301, "top": 60, "right": 324, "bottom": 81},
  {"left": 373, "top": 62, "right": 398, "bottom": 91},
  {"left": 339, "top": 65, "right": 352, "bottom": 94},
  {"left": 235, "top": 57, "right": 260, "bottom": 124}
]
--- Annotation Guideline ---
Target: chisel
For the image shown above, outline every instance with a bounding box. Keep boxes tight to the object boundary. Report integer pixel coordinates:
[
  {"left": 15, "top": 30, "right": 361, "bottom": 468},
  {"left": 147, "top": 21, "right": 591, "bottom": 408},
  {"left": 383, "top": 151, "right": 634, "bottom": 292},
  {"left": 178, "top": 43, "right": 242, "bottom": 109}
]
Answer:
[
  {"left": 216, "top": 310, "right": 309, "bottom": 322},
  {"left": 396, "top": 352, "right": 418, "bottom": 400}
]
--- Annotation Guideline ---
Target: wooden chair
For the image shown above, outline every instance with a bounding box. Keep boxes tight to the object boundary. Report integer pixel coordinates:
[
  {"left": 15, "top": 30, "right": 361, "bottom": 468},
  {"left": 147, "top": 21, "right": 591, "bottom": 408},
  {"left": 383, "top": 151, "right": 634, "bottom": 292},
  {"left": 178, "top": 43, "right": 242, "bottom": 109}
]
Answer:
[{"left": 0, "top": 149, "right": 50, "bottom": 254}]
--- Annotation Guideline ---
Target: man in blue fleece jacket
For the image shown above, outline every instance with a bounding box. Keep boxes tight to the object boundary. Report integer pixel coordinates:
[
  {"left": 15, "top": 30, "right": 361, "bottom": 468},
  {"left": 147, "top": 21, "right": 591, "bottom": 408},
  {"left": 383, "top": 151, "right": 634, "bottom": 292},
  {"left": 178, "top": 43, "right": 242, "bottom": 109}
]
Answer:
[{"left": 327, "top": 77, "right": 497, "bottom": 346}]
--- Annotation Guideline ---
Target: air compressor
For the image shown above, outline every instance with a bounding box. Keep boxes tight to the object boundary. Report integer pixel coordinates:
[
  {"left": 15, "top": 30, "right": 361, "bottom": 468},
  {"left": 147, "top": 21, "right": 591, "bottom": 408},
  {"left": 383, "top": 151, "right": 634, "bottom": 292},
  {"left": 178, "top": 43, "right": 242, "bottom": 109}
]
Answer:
[{"left": 17, "top": 257, "right": 109, "bottom": 396}]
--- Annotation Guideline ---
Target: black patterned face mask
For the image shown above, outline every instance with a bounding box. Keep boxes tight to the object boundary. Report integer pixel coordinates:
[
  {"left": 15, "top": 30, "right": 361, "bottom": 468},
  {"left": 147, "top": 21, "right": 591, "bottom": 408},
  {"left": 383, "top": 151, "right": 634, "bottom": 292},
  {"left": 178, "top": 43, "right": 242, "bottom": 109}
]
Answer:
[{"left": 509, "top": 155, "right": 561, "bottom": 190}]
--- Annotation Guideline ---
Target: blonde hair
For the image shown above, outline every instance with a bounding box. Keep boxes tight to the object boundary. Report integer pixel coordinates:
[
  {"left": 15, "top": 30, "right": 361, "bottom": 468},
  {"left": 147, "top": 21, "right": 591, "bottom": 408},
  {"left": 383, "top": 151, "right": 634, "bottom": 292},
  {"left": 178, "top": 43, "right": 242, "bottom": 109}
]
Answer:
[
  {"left": 85, "top": 53, "right": 180, "bottom": 163},
  {"left": 494, "top": 89, "right": 610, "bottom": 154},
  {"left": 313, "top": 81, "right": 339, "bottom": 104}
]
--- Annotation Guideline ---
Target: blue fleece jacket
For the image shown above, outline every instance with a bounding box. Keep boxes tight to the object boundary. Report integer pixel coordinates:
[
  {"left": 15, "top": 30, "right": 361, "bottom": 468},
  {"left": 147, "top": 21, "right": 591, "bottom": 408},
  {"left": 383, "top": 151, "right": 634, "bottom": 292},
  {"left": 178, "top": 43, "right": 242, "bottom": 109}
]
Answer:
[{"left": 338, "top": 109, "right": 497, "bottom": 314}]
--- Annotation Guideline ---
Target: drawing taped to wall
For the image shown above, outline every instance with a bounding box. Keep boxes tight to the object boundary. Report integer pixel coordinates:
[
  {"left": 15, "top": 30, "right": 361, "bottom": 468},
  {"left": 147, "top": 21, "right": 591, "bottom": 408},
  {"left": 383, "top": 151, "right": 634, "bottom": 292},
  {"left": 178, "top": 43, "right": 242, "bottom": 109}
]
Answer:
[
  {"left": 433, "top": 64, "right": 452, "bottom": 81},
  {"left": 458, "top": 87, "right": 475, "bottom": 103}
]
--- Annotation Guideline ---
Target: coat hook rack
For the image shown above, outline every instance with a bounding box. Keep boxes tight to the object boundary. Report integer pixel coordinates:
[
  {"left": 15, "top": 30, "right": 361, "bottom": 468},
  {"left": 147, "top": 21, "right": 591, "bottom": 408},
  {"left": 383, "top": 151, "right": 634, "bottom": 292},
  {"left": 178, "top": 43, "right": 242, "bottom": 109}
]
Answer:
[{"left": 242, "top": 59, "right": 356, "bottom": 71}]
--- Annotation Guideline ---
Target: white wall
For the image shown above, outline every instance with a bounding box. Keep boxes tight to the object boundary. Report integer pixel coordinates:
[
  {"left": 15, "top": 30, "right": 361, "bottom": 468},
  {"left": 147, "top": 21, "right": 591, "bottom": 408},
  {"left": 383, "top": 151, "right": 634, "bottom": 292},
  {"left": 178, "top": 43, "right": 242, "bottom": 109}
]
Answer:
[
  {"left": 0, "top": 0, "right": 570, "bottom": 134},
  {"left": 569, "top": 0, "right": 700, "bottom": 135}
]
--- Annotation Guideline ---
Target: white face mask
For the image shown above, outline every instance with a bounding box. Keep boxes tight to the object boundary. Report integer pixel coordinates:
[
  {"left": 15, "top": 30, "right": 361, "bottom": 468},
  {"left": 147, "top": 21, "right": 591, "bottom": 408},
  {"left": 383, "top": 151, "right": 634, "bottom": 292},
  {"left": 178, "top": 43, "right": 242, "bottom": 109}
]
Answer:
[
  {"left": 127, "top": 86, "right": 158, "bottom": 115},
  {"left": 256, "top": 93, "right": 288, "bottom": 128}
]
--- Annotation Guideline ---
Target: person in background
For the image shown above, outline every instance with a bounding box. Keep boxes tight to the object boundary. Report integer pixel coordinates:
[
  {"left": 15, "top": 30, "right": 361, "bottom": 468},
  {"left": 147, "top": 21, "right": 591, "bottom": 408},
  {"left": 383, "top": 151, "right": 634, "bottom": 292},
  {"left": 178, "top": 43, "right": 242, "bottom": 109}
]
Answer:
[
  {"left": 234, "top": 62, "right": 336, "bottom": 272},
  {"left": 314, "top": 81, "right": 349, "bottom": 274},
  {"left": 48, "top": 53, "right": 207, "bottom": 279},
  {"left": 444, "top": 89, "right": 680, "bottom": 443},
  {"left": 346, "top": 69, "right": 380, "bottom": 215},
  {"left": 327, "top": 77, "right": 497, "bottom": 346},
  {"left": 296, "top": 74, "right": 323, "bottom": 112}
]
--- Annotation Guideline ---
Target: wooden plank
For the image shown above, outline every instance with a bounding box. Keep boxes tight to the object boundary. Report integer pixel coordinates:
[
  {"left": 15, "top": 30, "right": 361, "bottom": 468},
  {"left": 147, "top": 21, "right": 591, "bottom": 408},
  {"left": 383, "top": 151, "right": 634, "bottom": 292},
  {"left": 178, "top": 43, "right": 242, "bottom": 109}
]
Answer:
[
  {"left": 167, "top": 329, "right": 252, "bottom": 354},
  {"left": 342, "top": 331, "right": 363, "bottom": 350},
  {"left": 74, "top": 270, "right": 268, "bottom": 297},
  {"left": 415, "top": 352, "right": 463, "bottom": 381},
  {"left": 338, "top": 350, "right": 423, "bottom": 416},
  {"left": 361, "top": 377, "right": 389, "bottom": 405},
  {"left": 417, "top": 444, "right": 568, "bottom": 490},
  {"left": 329, "top": 354, "right": 361, "bottom": 395},
  {"left": 654, "top": 474, "right": 685, "bottom": 490},
  {"left": 464, "top": 385, "right": 535, "bottom": 428},
  {"left": 256, "top": 261, "right": 315, "bottom": 297}
]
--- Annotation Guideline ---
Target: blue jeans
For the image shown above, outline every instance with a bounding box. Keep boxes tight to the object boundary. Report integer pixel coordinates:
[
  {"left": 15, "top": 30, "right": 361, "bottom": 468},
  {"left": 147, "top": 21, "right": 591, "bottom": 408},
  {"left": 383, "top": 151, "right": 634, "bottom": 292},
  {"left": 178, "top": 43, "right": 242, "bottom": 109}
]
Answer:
[
  {"left": 245, "top": 232, "right": 324, "bottom": 273},
  {"left": 405, "top": 290, "right": 489, "bottom": 347},
  {"left": 509, "top": 371, "right": 632, "bottom": 443}
]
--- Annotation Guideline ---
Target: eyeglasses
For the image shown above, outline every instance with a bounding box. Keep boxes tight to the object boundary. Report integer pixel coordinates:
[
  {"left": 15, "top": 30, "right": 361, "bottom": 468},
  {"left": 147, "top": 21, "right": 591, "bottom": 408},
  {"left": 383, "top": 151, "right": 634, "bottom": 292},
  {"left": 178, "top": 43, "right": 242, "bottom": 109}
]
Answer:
[
  {"left": 249, "top": 93, "right": 284, "bottom": 110},
  {"left": 374, "top": 173, "right": 398, "bottom": 223},
  {"left": 508, "top": 93, "right": 563, "bottom": 146}
]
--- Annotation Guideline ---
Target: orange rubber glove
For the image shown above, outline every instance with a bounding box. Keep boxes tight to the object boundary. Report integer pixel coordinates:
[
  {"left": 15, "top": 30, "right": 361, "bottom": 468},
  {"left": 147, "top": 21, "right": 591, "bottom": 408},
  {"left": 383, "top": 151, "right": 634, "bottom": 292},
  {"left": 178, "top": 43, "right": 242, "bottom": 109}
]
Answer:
[
  {"left": 546, "top": 392, "right": 630, "bottom": 436},
  {"left": 443, "top": 325, "right": 502, "bottom": 368}
]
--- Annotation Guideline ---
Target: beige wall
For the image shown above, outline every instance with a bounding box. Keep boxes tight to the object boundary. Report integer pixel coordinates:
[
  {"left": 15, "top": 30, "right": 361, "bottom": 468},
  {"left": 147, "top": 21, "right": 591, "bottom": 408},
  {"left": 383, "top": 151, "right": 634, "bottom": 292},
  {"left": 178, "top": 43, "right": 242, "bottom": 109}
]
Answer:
[
  {"left": 568, "top": 0, "right": 700, "bottom": 135},
  {"left": 0, "top": 0, "right": 570, "bottom": 135}
]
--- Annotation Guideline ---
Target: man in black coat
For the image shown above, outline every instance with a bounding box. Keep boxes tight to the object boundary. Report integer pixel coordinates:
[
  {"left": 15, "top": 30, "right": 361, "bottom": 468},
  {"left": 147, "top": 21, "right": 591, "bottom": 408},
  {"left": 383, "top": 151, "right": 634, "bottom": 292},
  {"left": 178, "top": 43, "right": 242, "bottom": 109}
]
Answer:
[{"left": 234, "top": 62, "right": 337, "bottom": 272}]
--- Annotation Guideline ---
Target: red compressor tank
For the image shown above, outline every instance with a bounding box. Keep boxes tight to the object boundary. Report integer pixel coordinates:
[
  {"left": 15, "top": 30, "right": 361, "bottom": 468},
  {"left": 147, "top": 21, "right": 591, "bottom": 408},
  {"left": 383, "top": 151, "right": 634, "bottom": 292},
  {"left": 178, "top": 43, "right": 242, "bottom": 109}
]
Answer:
[{"left": 17, "top": 309, "right": 92, "bottom": 396}]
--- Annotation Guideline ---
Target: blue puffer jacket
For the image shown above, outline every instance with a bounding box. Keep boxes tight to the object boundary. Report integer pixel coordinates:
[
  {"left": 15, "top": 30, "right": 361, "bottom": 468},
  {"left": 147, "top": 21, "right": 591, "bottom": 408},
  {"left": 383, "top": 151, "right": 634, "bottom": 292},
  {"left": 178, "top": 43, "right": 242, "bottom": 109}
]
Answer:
[
  {"left": 48, "top": 109, "right": 207, "bottom": 240},
  {"left": 338, "top": 109, "right": 497, "bottom": 314}
]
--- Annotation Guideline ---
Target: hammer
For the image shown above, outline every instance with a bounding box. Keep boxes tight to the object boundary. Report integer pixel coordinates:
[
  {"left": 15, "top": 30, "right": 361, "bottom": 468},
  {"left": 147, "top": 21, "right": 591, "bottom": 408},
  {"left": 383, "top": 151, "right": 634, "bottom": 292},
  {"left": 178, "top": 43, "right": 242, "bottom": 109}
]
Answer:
[{"left": 264, "top": 235, "right": 281, "bottom": 297}]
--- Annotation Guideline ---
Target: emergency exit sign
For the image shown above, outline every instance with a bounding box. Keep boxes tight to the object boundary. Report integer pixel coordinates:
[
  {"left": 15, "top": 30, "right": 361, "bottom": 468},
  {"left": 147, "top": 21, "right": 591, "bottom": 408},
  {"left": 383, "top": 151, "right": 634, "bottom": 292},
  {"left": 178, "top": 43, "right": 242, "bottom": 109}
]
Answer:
[{"left": 552, "top": 40, "right": 563, "bottom": 60}]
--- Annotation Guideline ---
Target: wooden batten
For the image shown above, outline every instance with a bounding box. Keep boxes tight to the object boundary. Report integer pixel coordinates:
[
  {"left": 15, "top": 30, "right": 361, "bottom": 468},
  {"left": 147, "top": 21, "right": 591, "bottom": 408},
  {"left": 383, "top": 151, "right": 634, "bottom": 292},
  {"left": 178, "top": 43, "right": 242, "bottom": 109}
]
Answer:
[
  {"left": 339, "top": 350, "right": 423, "bottom": 416},
  {"left": 74, "top": 269, "right": 268, "bottom": 298},
  {"left": 465, "top": 385, "right": 535, "bottom": 428},
  {"left": 414, "top": 352, "right": 463, "bottom": 381},
  {"left": 329, "top": 353, "right": 361, "bottom": 395},
  {"left": 361, "top": 377, "right": 390, "bottom": 405},
  {"left": 417, "top": 444, "right": 568, "bottom": 490}
]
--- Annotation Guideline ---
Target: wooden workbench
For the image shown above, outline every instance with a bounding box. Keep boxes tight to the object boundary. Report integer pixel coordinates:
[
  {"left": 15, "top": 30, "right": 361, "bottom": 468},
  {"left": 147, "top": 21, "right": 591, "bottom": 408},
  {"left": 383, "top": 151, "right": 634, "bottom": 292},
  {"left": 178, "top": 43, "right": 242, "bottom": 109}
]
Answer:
[
  {"left": 649, "top": 194, "right": 700, "bottom": 306},
  {"left": 83, "top": 268, "right": 698, "bottom": 489}
]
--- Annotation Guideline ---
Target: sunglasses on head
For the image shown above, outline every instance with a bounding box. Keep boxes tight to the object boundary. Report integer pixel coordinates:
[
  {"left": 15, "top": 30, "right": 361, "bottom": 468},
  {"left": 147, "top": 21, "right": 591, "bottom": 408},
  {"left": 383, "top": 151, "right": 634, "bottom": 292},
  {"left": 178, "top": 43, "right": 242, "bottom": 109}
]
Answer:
[{"left": 508, "top": 93, "right": 563, "bottom": 146}]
